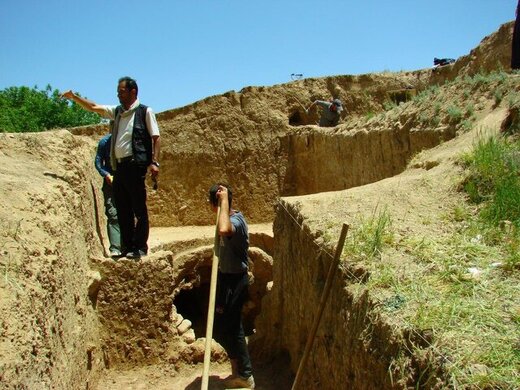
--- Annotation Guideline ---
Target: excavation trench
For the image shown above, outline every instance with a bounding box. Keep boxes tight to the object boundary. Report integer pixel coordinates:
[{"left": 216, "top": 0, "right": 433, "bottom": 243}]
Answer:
[
  {"left": 91, "top": 205, "right": 437, "bottom": 390},
  {"left": 91, "top": 226, "right": 283, "bottom": 389},
  {"left": 88, "top": 120, "right": 459, "bottom": 389},
  {"left": 3, "top": 32, "right": 516, "bottom": 386},
  {"left": 0, "top": 120, "right": 459, "bottom": 390}
]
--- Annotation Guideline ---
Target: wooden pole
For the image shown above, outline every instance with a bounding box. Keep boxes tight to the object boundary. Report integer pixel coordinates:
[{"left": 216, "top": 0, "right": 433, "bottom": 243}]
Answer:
[
  {"left": 291, "top": 94, "right": 308, "bottom": 113},
  {"left": 291, "top": 223, "right": 349, "bottom": 390},
  {"left": 201, "top": 203, "right": 221, "bottom": 390}
]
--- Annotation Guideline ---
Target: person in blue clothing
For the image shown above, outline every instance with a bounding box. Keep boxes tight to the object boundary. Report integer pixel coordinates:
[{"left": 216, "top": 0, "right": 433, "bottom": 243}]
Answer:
[
  {"left": 209, "top": 183, "right": 255, "bottom": 389},
  {"left": 95, "top": 133, "right": 122, "bottom": 258}
]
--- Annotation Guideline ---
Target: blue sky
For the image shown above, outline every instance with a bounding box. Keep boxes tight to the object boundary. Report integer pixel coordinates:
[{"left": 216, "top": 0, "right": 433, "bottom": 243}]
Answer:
[{"left": 0, "top": 1, "right": 515, "bottom": 113}]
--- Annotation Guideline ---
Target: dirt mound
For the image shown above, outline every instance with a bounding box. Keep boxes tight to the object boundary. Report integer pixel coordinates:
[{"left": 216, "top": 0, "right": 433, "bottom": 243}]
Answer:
[{"left": 429, "top": 21, "right": 514, "bottom": 83}]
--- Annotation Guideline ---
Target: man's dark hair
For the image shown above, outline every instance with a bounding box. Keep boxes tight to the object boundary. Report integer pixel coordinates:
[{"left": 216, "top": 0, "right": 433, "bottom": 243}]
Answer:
[
  {"left": 118, "top": 76, "right": 138, "bottom": 95},
  {"left": 209, "top": 183, "right": 232, "bottom": 207}
]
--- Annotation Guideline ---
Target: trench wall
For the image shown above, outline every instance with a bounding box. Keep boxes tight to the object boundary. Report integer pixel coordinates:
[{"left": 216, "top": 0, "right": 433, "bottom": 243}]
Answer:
[
  {"left": 252, "top": 201, "right": 442, "bottom": 389},
  {"left": 0, "top": 131, "right": 106, "bottom": 389},
  {"left": 284, "top": 123, "right": 455, "bottom": 196},
  {"left": 92, "top": 252, "right": 180, "bottom": 368}
]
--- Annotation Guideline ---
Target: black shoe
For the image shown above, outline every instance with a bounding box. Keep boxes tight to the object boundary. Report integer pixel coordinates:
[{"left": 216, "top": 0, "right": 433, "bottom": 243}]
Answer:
[{"left": 126, "top": 250, "right": 147, "bottom": 259}]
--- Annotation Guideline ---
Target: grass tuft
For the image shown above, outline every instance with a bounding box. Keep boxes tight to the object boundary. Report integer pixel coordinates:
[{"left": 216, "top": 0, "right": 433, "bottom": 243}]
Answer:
[
  {"left": 461, "top": 134, "right": 520, "bottom": 228},
  {"left": 344, "top": 207, "right": 393, "bottom": 261}
]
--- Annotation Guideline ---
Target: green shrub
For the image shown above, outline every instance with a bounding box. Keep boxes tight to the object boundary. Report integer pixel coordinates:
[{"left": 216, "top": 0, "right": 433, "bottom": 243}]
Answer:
[
  {"left": 365, "top": 111, "right": 375, "bottom": 120},
  {"left": 465, "top": 104, "right": 475, "bottom": 118},
  {"left": 494, "top": 88, "right": 504, "bottom": 106},
  {"left": 0, "top": 85, "right": 101, "bottom": 132},
  {"left": 462, "top": 135, "right": 520, "bottom": 227},
  {"left": 447, "top": 105, "right": 463, "bottom": 123},
  {"left": 434, "top": 103, "right": 441, "bottom": 115},
  {"left": 383, "top": 100, "right": 397, "bottom": 111},
  {"left": 461, "top": 119, "right": 474, "bottom": 133}
]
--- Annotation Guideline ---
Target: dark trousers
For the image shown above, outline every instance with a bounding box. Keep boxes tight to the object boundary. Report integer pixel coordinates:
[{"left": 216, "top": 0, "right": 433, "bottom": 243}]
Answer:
[
  {"left": 102, "top": 181, "right": 121, "bottom": 252},
  {"left": 214, "top": 271, "right": 252, "bottom": 379},
  {"left": 113, "top": 161, "right": 149, "bottom": 254},
  {"left": 513, "top": 1, "right": 520, "bottom": 69}
]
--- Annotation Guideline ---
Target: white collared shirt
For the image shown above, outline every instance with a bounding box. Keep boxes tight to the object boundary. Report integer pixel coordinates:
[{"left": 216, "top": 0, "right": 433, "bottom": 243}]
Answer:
[{"left": 101, "top": 100, "right": 160, "bottom": 159}]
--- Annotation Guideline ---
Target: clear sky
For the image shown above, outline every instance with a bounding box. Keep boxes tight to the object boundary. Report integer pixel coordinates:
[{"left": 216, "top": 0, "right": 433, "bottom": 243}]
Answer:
[{"left": 0, "top": 1, "right": 515, "bottom": 113}]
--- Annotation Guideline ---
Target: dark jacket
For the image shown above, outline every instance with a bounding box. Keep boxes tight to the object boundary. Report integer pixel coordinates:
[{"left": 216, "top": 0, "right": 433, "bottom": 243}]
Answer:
[{"left": 114, "top": 104, "right": 152, "bottom": 167}]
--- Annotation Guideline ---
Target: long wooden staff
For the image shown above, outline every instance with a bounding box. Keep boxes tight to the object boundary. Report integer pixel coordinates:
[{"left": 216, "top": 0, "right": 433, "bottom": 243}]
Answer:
[
  {"left": 291, "top": 223, "right": 349, "bottom": 390},
  {"left": 201, "top": 202, "right": 222, "bottom": 390},
  {"left": 291, "top": 93, "right": 309, "bottom": 113}
]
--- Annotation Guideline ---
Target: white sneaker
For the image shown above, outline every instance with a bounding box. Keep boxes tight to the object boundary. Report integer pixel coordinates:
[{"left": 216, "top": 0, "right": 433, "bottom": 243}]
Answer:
[
  {"left": 109, "top": 249, "right": 122, "bottom": 258},
  {"left": 224, "top": 375, "right": 255, "bottom": 389}
]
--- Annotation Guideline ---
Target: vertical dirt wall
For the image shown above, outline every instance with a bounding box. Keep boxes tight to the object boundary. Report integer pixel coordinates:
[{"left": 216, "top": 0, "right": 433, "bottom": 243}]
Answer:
[
  {"left": 152, "top": 91, "right": 290, "bottom": 227},
  {"left": 92, "top": 253, "right": 178, "bottom": 369},
  {"left": 0, "top": 131, "right": 106, "bottom": 389},
  {"left": 252, "top": 200, "right": 443, "bottom": 389},
  {"left": 284, "top": 124, "right": 455, "bottom": 196}
]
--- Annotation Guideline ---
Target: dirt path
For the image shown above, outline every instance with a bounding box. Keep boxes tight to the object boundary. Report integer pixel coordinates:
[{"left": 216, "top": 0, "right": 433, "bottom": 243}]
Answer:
[
  {"left": 148, "top": 223, "right": 273, "bottom": 250},
  {"left": 97, "top": 361, "right": 231, "bottom": 390},
  {"left": 96, "top": 358, "right": 293, "bottom": 389}
]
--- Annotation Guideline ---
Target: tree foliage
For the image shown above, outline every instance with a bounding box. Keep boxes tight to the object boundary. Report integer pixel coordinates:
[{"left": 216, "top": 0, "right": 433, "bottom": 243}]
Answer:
[{"left": 0, "top": 85, "right": 101, "bottom": 132}]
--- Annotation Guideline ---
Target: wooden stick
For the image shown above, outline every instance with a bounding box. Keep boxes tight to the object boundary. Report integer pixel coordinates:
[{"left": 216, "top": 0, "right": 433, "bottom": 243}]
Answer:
[
  {"left": 201, "top": 203, "right": 221, "bottom": 390},
  {"left": 291, "top": 94, "right": 308, "bottom": 114},
  {"left": 291, "top": 223, "right": 349, "bottom": 390}
]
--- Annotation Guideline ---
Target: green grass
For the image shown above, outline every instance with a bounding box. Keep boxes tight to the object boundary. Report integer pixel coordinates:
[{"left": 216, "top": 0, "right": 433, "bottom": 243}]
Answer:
[
  {"left": 494, "top": 87, "right": 504, "bottom": 106},
  {"left": 383, "top": 99, "right": 398, "bottom": 111},
  {"left": 507, "top": 91, "right": 520, "bottom": 108},
  {"left": 339, "top": 131, "right": 520, "bottom": 388},
  {"left": 332, "top": 72, "right": 520, "bottom": 388},
  {"left": 460, "top": 118, "right": 474, "bottom": 132},
  {"left": 343, "top": 207, "right": 393, "bottom": 261},
  {"left": 369, "top": 223, "right": 520, "bottom": 389},
  {"left": 464, "top": 70, "right": 508, "bottom": 90},
  {"left": 365, "top": 111, "right": 375, "bottom": 120},
  {"left": 465, "top": 103, "right": 475, "bottom": 118},
  {"left": 461, "top": 134, "right": 520, "bottom": 228},
  {"left": 446, "top": 105, "right": 463, "bottom": 123}
]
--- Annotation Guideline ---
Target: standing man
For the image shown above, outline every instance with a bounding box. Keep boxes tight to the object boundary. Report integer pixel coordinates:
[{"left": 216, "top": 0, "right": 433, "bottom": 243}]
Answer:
[
  {"left": 61, "top": 77, "right": 160, "bottom": 259},
  {"left": 512, "top": 0, "right": 520, "bottom": 70},
  {"left": 306, "top": 98, "right": 343, "bottom": 127},
  {"left": 209, "top": 184, "right": 255, "bottom": 389},
  {"left": 95, "top": 133, "right": 122, "bottom": 258}
]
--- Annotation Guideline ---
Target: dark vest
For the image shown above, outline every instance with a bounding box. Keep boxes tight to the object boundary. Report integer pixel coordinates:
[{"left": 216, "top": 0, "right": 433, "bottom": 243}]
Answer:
[{"left": 114, "top": 104, "right": 153, "bottom": 166}]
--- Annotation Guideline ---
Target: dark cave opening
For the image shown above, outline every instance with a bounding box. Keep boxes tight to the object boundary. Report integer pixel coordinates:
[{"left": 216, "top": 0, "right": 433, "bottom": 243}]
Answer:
[
  {"left": 174, "top": 282, "right": 211, "bottom": 338},
  {"left": 289, "top": 110, "right": 305, "bottom": 126},
  {"left": 173, "top": 278, "right": 257, "bottom": 339}
]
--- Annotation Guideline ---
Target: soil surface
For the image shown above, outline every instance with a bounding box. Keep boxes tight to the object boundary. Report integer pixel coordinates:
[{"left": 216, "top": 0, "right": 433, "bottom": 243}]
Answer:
[{"left": 96, "top": 359, "right": 293, "bottom": 390}]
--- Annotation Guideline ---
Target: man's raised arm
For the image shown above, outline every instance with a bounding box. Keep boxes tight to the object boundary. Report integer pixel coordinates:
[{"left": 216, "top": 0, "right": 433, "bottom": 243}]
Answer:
[{"left": 60, "top": 90, "right": 106, "bottom": 115}]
